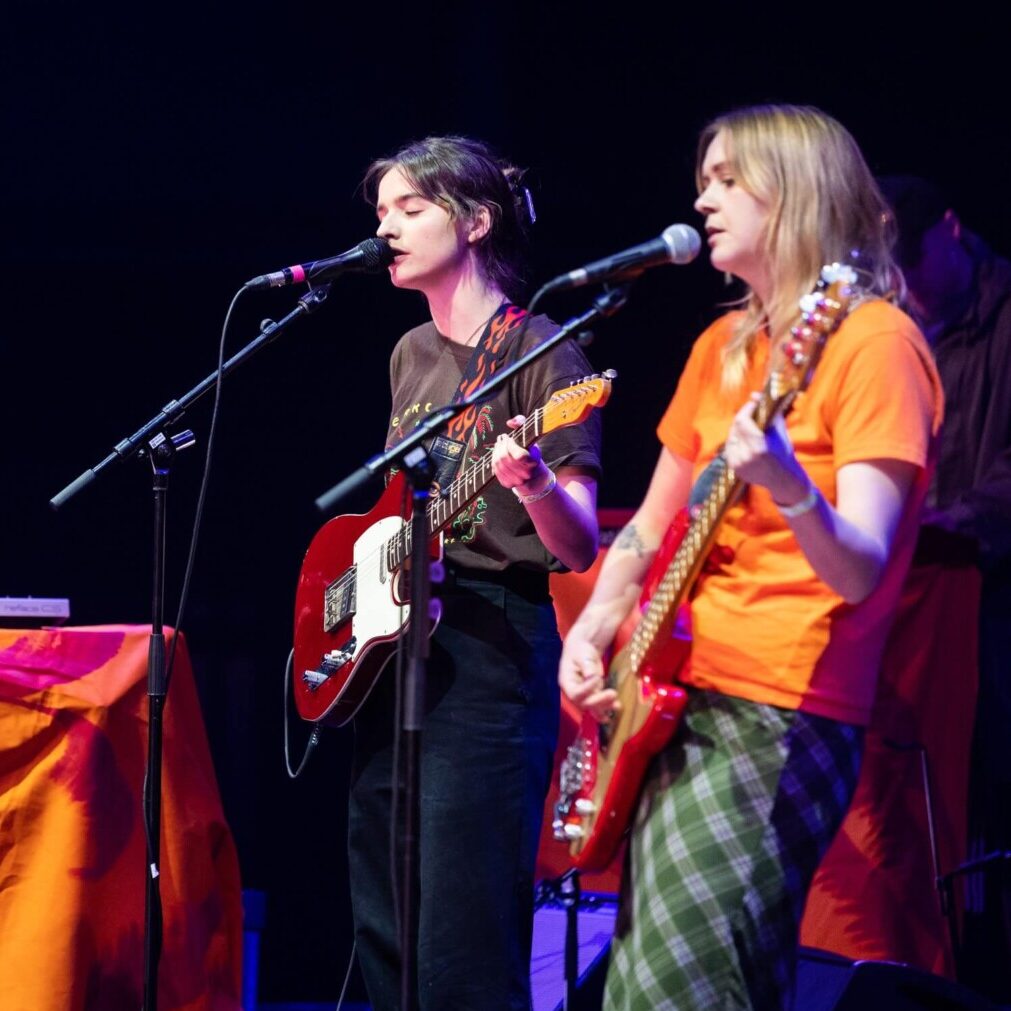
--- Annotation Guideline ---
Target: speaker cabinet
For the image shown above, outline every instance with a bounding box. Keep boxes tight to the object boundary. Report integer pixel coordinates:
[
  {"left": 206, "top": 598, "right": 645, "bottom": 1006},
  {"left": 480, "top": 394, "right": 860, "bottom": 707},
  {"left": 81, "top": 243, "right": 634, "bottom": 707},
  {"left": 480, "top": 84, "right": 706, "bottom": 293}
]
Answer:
[{"left": 795, "top": 947, "right": 998, "bottom": 1011}]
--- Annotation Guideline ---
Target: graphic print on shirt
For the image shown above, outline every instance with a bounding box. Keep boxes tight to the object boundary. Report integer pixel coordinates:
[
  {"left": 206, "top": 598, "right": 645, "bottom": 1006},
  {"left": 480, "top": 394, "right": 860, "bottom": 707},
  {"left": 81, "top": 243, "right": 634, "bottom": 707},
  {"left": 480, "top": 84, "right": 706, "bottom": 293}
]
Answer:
[
  {"left": 386, "top": 403, "right": 497, "bottom": 545},
  {"left": 445, "top": 404, "right": 496, "bottom": 543}
]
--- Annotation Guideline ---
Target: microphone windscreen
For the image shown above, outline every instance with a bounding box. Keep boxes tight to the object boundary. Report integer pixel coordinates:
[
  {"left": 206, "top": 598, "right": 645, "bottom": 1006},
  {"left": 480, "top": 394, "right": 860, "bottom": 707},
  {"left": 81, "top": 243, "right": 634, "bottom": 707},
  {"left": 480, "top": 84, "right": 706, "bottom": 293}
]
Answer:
[
  {"left": 662, "top": 224, "right": 702, "bottom": 264},
  {"left": 359, "top": 237, "right": 395, "bottom": 271}
]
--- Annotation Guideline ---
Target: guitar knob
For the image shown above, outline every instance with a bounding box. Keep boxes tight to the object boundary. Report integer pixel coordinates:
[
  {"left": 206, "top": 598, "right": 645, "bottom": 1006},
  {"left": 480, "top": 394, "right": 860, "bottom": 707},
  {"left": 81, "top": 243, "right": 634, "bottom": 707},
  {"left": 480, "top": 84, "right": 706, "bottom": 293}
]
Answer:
[
  {"left": 575, "top": 798, "right": 597, "bottom": 815},
  {"left": 563, "top": 824, "right": 584, "bottom": 841},
  {"left": 302, "top": 669, "right": 328, "bottom": 690}
]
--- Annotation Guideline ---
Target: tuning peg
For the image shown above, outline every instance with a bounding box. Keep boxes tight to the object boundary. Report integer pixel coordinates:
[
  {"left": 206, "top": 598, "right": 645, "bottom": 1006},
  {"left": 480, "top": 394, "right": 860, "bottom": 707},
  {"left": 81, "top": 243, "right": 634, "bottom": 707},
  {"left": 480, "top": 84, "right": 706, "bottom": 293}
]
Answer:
[
  {"left": 778, "top": 336, "right": 806, "bottom": 366},
  {"left": 821, "top": 263, "right": 858, "bottom": 286}
]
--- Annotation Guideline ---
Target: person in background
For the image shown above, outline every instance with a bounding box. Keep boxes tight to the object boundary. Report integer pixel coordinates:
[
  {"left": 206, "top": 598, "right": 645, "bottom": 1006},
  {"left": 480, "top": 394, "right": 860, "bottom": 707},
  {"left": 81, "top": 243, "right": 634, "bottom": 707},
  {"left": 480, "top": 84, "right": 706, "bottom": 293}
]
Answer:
[{"left": 880, "top": 175, "right": 1011, "bottom": 1002}]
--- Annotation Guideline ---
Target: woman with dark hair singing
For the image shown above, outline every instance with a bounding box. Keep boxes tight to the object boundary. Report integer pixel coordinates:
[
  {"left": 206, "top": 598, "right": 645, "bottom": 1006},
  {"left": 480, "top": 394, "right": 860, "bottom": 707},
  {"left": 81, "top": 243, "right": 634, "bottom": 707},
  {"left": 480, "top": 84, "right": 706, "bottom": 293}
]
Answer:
[
  {"left": 348, "top": 136, "right": 601, "bottom": 1009},
  {"left": 559, "top": 105, "right": 944, "bottom": 1009}
]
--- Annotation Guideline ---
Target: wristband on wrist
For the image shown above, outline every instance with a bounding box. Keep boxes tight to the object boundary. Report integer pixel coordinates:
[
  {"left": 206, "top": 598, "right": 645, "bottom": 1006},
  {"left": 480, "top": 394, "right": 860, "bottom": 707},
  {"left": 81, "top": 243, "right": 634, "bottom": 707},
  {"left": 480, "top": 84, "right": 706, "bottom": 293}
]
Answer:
[
  {"left": 774, "top": 482, "right": 820, "bottom": 518},
  {"left": 513, "top": 468, "right": 557, "bottom": 505}
]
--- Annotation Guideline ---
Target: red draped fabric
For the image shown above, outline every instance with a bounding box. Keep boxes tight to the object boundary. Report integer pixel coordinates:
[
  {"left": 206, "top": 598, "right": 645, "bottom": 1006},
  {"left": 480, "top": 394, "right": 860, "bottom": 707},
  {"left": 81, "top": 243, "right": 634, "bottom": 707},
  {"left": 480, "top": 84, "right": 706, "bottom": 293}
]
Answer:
[{"left": 0, "top": 625, "right": 242, "bottom": 1010}]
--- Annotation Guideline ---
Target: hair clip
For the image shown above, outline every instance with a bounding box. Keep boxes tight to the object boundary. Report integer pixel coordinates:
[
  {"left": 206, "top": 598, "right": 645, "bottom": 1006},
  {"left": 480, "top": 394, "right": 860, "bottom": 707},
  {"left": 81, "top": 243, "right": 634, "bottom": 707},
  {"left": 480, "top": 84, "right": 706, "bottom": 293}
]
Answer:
[{"left": 522, "top": 186, "right": 537, "bottom": 225}]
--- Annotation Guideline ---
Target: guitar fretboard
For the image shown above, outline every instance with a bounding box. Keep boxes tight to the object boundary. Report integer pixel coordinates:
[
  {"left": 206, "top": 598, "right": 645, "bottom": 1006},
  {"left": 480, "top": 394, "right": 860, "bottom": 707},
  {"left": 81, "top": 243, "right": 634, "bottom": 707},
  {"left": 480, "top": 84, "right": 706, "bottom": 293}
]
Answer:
[
  {"left": 627, "top": 454, "right": 741, "bottom": 676},
  {"left": 384, "top": 410, "right": 543, "bottom": 573}
]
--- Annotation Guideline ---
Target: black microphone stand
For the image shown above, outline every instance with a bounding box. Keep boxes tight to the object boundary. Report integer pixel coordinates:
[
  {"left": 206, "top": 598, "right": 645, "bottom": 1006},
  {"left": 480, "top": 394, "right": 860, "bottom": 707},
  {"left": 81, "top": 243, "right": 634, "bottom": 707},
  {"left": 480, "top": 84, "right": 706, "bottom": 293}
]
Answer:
[
  {"left": 50, "top": 283, "right": 333, "bottom": 1011},
  {"left": 142, "top": 427, "right": 194, "bottom": 1011},
  {"left": 399, "top": 444, "right": 436, "bottom": 1011},
  {"left": 534, "top": 869, "right": 583, "bottom": 1009},
  {"left": 314, "top": 285, "right": 629, "bottom": 1011}
]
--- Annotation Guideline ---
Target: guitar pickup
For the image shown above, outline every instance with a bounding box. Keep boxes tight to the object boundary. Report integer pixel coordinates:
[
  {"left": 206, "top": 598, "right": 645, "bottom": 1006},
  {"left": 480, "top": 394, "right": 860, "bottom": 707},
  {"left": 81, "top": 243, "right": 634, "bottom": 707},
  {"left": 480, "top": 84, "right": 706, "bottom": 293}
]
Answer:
[{"left": 323, "top": 568, "right": 357, "bottom": 634}]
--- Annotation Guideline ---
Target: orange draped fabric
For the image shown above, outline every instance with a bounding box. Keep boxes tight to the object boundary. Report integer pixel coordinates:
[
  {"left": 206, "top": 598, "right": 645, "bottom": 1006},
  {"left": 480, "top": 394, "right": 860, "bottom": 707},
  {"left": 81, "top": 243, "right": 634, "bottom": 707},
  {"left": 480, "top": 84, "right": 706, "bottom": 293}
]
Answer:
[
  {"left": 800, "top": 563, "right": 979, "bottom": 976},
  {"left": 0, "top": 625, "right": 243, "bottom": 1011}
]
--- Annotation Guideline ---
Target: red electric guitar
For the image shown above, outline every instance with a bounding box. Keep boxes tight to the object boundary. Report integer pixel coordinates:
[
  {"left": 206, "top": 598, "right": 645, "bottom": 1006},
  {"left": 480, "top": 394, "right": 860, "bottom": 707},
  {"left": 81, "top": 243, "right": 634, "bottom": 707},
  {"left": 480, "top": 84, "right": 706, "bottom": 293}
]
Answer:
[
  {"left": 292, "top": 372, "right": 615, "bottom": 726},
  {"left": 553, "top": 265, "right": 858, "bottom": 872}
]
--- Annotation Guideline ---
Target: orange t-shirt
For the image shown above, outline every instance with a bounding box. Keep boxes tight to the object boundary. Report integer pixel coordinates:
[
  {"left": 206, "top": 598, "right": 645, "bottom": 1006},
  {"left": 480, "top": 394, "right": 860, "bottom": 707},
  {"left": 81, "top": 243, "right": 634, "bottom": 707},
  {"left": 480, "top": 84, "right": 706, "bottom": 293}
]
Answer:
[{"left": 657, "top": 300, "right": 943, "bottom": 726}]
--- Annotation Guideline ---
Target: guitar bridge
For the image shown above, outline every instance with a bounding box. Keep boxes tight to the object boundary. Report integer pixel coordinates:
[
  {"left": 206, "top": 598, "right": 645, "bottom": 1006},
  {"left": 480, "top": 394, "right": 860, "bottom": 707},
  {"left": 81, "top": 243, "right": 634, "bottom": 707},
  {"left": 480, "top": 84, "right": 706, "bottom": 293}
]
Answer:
[
  {"left": 552, "top": 737, "right": 592, "bottom": 841},
  {"left": 302, "top": 638, "right": 357, "bottom": 691},
  {"left": 560, "top": 737, "right": 591, "bottom": 794}
]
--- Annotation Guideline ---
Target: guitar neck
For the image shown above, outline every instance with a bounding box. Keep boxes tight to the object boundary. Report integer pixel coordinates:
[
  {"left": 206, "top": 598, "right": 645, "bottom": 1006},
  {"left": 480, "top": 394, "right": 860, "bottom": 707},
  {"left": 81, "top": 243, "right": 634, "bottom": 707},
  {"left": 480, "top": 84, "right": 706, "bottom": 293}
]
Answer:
[
  {"left": 627, "top": 456, "right": 743, "bottom": 676},
  {"left": 386, "top": 410, "right": 543, "bottom": 571}
]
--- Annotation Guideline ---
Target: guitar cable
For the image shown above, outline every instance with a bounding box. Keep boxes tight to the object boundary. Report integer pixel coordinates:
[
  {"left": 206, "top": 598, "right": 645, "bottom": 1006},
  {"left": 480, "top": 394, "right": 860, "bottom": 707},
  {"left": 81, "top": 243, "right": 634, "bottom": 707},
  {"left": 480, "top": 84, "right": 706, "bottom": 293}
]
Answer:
[
  {"left": 163, "top": 286, "right": 245, "bottom": 697},
  {"left": 333, "top": 939, "right": 357, "bottom": 1011},
  {"left": 283, "top": 648, "right": 322, "bottom": 778}
]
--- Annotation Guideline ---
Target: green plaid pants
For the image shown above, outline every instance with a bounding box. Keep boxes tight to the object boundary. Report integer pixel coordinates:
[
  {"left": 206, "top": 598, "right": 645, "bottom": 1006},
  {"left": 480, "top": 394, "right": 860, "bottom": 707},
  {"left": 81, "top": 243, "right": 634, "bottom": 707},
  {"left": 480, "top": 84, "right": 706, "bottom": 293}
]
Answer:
[{"left": 605, "top": 688, "right": 862, "bottom": 1011}]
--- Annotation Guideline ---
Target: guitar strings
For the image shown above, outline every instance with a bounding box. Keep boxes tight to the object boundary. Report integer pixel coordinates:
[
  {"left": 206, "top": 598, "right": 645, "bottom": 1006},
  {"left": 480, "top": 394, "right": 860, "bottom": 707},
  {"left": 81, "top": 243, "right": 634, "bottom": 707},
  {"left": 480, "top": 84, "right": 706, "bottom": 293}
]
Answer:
[
  {"left": 328, "top": 408, "right": 545, "bottom": 607},
  {"left": 332, "top": 380, "right": 594, "bottom": 603},
  {"left": 379, "top": 408, "right": 543, "bottom": 573}
]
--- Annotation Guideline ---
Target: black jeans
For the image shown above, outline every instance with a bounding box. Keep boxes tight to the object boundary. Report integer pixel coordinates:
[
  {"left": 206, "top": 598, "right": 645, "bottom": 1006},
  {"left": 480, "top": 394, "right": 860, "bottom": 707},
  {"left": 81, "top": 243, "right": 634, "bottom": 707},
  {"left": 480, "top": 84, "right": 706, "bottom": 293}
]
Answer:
[{"left": 348, "top": 571, "right": 561, "bottom": 1011}]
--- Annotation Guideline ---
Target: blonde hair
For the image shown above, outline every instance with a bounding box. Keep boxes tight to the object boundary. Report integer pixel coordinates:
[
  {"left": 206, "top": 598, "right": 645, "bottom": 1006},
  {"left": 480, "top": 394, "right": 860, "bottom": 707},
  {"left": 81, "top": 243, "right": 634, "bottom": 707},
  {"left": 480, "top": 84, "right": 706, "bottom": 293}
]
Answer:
[{"left": 696, "top": 105, "right": 901, "bottom": 389}]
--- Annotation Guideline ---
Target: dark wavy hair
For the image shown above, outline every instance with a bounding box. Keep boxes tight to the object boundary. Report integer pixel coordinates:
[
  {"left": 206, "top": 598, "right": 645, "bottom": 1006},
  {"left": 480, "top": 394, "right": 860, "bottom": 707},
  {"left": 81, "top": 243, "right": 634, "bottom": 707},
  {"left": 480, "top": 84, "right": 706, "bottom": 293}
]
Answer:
[{"left": 363, "top": 136, "right": 534, "bottom": 303}]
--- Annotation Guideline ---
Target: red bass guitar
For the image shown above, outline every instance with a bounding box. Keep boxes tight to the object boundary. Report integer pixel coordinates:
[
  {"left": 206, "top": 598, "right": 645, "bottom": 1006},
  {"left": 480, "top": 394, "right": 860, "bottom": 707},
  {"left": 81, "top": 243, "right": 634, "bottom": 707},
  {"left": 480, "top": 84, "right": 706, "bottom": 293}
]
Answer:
[
  {"left": 553, "top": 265, "right": 857, "bottom": 872},
  {"left": 293, "top": 372, "right": 615, "bottom": 726}
]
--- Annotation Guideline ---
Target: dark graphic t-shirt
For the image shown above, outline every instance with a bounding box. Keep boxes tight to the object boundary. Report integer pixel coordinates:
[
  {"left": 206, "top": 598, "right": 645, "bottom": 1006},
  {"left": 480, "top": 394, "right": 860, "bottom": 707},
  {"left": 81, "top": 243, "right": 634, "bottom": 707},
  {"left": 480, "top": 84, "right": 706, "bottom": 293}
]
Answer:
[{"left": 386, "top": 313, "right": 602, "bottom": 573}]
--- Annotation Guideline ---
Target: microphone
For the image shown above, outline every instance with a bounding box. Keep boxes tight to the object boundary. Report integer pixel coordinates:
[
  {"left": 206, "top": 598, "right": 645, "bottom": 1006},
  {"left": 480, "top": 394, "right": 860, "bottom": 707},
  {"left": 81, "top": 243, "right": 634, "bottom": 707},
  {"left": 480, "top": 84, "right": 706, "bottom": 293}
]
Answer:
[
  {"left": 546, "top": 224, "right": 701, "bottom": 291},
  {"left": 244, "top": 237, "right": 394, "bottom": 289}
]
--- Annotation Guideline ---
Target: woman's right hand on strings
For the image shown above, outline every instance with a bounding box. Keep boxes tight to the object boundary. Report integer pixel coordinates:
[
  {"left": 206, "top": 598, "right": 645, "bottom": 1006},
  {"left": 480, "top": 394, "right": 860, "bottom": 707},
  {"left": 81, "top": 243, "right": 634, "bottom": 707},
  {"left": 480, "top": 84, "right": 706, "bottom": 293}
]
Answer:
[
  {"left": 557, "top": 449, "right": 694, "bottom": 725},
  {"left": 559, "top": 626, "right": 619, "bottom": 724}
]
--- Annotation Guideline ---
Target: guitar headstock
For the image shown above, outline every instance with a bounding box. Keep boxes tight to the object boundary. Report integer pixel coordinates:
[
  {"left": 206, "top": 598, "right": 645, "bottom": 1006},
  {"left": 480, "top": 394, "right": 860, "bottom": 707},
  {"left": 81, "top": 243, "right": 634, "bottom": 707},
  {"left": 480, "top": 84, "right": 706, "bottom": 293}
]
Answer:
[
  {"left": 758, "top": 263, "right": 858, "bottom": 427},
  {"left": 541, "top": 369, "right": 616, "bottom": 434}
]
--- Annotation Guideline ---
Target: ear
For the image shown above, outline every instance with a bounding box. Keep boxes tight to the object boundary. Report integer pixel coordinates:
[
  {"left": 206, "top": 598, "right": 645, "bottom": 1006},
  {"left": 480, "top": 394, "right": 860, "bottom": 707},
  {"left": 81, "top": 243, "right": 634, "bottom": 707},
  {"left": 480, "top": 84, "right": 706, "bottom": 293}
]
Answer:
[
  {"left": 943, "top": 208, "right": 962, "bottom": 241},
  {"left": 466, "top": 205, "right": 492, "bottom": 245}
]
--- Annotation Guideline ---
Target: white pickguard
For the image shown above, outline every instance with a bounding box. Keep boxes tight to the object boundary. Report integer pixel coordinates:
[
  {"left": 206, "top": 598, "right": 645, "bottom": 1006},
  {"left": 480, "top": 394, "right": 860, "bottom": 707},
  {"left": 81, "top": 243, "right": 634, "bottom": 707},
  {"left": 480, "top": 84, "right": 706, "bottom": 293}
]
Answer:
[{"left": 349, "top": 515, "right": 410, "bottom": 662}]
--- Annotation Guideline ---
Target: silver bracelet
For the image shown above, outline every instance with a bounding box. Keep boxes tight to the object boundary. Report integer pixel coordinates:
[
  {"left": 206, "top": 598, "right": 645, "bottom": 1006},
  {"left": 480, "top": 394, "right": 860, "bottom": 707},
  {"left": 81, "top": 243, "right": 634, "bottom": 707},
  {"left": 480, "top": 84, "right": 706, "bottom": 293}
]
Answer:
[
  {"left": 513, "top": 468, "right": 557, "bottom": 505},
  {"left": 775, "top": 482, "right": 820, "bottom": 518}
]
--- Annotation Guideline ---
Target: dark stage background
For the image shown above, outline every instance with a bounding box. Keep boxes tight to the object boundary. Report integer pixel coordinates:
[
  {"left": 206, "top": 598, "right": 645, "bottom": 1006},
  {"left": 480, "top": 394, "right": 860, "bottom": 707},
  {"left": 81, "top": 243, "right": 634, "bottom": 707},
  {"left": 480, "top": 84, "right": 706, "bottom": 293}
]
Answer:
[{"left": 4, "top": 3, "right": 1008, "bottom": 1003}]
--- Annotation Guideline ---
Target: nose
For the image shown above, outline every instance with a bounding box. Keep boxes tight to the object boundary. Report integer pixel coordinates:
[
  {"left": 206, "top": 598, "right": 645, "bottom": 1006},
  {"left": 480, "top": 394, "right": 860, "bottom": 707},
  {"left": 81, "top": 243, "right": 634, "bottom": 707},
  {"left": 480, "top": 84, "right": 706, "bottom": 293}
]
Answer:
[
  {"left": 376, "top": 214, "right": 396, "bottom": 239},
  {"left": 694, "top": 184, "right": 716, "bottom": 216}
]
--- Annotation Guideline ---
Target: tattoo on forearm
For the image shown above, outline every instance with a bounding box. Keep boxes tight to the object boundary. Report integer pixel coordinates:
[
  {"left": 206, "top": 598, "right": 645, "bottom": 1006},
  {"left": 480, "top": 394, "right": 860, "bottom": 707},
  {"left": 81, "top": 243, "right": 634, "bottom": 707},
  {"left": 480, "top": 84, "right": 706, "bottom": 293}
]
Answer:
[{"left": 614, "top": 523, "right": 648, "bottom": 558}]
